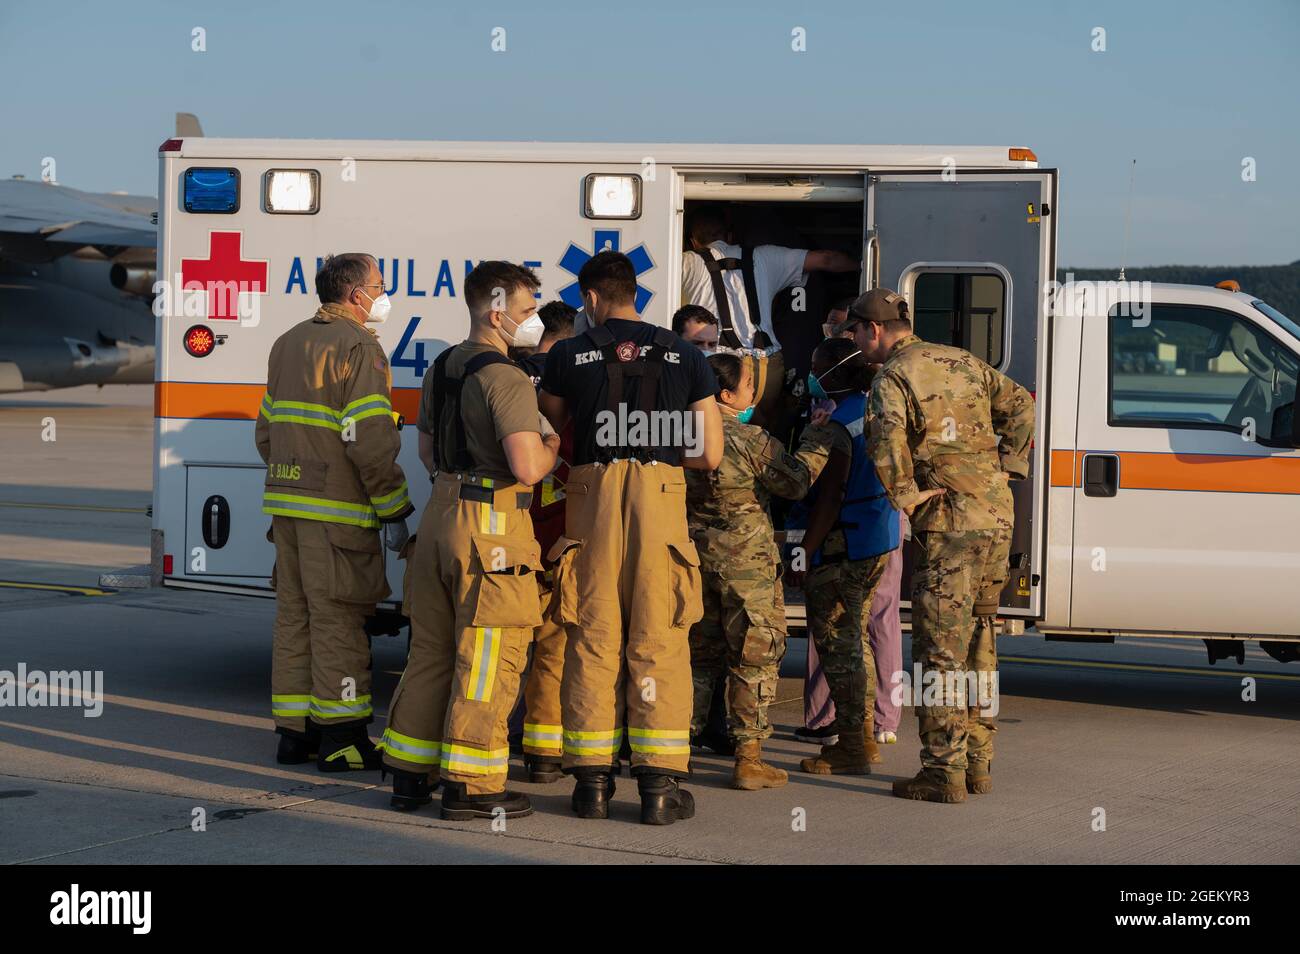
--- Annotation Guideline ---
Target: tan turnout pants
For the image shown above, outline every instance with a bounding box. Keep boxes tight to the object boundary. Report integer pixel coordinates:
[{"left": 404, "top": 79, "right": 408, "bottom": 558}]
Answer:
[
  {"left": 552, "top": 460, "right": 704, "bottom": 777},
  {"left": 270, "top": 515, "right": 387, "bottom": 731},
  {"left": 380, "top": 473, "right": 542, "bottom": 794},
  {"left": 521, "top": 578, "right": 567, "bottom": 758}
]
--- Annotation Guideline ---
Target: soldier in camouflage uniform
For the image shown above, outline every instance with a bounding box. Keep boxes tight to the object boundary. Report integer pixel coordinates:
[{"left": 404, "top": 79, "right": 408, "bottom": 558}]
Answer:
[
  {"left": 853, "top": 288, "right": 1034, "bottom": 803},
  {"left": 686, "top": 352, "right": 837, "bottom": 790}
]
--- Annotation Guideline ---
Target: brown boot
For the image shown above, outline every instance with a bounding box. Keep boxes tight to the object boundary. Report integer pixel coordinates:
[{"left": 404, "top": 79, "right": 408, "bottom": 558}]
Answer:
[
  {"left": 863, "top": 718, "right": 881, "bottom": 764},
  {"left": 892, "top": 770, "right": 966, "bottom": 803},
  {"left": 966, "top": 760, "right": 992, "bottom": 795},
  {"left": 731, "top": 740, "right": 788, "bottom": 790},
  {"left": 798, "top": 726, "right": 870, "bottom": 775}
]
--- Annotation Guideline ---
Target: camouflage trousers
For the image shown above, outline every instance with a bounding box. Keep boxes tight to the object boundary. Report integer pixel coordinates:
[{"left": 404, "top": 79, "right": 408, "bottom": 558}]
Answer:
[
  {"left": 805, "top": 552, "right": 890, "bottom": 734},
  {"left": 910, "top": 528, "right": 1011, "bottom": 783},
  {"left": 688, "top": 563, "right": 786, "bottom": 742}
]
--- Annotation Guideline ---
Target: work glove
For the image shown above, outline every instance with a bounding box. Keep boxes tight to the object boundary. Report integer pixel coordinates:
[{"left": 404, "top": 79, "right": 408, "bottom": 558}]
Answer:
[{"left": 382, "top": 519, "right": 410, "bottom": 553}]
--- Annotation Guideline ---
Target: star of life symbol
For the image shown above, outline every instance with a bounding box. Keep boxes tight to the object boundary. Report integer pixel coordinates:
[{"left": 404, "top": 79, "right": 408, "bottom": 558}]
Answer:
[{"left": 558, "top": 229, "right": 655, "bottom": 312}]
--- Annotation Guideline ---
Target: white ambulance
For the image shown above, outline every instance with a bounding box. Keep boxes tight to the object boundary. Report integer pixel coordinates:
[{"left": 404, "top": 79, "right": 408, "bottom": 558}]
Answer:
[{"left": 151, "top": 138, "right": 1300, "bottom": 660}]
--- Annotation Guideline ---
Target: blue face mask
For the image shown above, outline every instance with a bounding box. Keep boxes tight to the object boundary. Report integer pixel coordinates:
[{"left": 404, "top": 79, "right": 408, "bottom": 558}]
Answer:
[{"left": 736, "top": 405, "right": 756, "bottom": 424}]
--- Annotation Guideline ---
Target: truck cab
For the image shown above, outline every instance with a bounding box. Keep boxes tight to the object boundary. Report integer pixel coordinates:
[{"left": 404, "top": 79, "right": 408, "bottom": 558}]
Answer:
[{"left": 1041, "top": 280, "right": 1300, "bottom": 656}]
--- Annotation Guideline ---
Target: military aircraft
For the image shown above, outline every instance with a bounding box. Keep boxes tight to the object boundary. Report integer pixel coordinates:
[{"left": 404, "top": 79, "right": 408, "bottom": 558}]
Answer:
[{"left": 0, "top": 116, "right": 205, "bottom": 391}]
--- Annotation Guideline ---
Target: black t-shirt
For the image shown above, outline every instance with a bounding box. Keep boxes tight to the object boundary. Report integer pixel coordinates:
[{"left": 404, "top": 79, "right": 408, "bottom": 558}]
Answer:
[
  {"left": 541, "top": 317, "right": 718, "bottom": 466},
  {"left": 515, "top": 351, "right": 547, "bottom": 389}
]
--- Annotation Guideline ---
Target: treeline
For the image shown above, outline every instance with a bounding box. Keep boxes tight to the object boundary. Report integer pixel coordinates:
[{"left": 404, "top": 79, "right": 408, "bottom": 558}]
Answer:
[{"left": 1057, "top": 262, "right": 1300, "bottom": 319}]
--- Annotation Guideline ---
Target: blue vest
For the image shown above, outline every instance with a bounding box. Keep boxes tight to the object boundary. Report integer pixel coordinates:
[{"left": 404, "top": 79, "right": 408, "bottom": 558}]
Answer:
[{"left": 829, "top": 392, "right": 900, "bottom": 561}]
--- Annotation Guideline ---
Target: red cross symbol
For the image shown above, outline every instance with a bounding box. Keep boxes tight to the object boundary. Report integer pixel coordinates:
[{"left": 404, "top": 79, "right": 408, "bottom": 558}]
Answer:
[{"left": 180, "top": 231, "right": 269, "bottom": 321}]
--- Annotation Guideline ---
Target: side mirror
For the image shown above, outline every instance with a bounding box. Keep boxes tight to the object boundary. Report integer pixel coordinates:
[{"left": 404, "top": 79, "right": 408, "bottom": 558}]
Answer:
[{"left": 1271, "top": 401, "right": 1298, "bottom": 448}]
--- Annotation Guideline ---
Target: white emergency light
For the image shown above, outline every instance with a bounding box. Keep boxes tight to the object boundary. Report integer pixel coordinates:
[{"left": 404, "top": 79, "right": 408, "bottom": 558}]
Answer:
[
  {"left": 264, "top": 169, "right": 320, "bottom": 214},
  {"left": 584, "top": 174, "right": 641, "bottom": 219}
]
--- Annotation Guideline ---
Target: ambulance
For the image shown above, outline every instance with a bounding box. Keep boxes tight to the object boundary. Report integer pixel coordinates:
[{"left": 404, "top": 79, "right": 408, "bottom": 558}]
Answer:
[{"left": 151, "top": 138, "right": 1300, "bottom": 661}]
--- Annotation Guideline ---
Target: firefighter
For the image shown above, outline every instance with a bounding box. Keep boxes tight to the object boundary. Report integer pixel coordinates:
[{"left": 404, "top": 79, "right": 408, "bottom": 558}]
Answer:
[
  {"left": 539, "top": 250, "right": 723, "bottom": 825},
  {"left": 380, "top": 261, "right": 559, "bottom": 819},
  {"left": 256, "top": 252, "right": 414, "bottom": 772}
]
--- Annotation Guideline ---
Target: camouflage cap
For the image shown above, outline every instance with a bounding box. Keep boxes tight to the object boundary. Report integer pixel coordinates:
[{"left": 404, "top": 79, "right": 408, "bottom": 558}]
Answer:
[{"left": 845, "top": 288, "right": 909, "bottom": 329}]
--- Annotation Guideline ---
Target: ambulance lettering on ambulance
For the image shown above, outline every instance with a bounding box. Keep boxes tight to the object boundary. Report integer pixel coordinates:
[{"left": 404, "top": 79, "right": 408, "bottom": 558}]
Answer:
[{"left": 152, "top": 137, "right": 1300, "bottom": 664}]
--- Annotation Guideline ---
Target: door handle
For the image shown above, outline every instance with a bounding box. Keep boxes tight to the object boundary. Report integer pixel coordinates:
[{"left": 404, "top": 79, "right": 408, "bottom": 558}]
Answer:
[{"left": 1082, "top": 453, "right": 1119, "bottom": 497}]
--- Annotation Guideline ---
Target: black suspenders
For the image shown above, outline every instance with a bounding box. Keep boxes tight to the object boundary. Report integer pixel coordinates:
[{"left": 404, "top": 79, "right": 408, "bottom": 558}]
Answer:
[
  {"left": 692, "top": 246, "right": 763, "bottom": 349},
  {"left": 585, "top": 324, "right": 678, "bottom": 463},
  {"left": 429, "top": 348, "right": 513, "bottom": 472}
]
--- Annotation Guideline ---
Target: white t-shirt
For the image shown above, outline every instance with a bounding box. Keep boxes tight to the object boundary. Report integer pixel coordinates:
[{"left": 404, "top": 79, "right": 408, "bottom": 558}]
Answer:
[{"left": 681, "top": 240, "right": 808, "bottom": 350}]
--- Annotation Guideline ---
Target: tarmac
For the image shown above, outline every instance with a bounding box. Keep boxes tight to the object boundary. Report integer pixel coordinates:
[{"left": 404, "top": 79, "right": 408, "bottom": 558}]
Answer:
[{"left": 2, "top": 386, "right": 1298, "bottom": 864}]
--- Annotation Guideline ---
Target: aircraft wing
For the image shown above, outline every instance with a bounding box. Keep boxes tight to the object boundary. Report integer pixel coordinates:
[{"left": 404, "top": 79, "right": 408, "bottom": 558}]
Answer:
[{"left": 0, "top": 178, "right": 156, "bottom": 263}]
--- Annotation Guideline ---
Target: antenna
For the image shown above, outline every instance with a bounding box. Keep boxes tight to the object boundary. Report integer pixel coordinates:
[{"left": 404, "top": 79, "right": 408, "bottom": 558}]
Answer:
[{"left": 1119, "top": 159, "right": 1136, "bottom": 282}]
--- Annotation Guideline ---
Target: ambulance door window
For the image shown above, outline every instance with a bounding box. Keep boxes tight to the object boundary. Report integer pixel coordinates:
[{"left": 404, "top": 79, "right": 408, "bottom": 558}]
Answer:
[
  {"left": 910, "top": 270, "right": 1006, "bottom": 367},
  {"left": 1108, "top": 304, "right": 1299, "bottom": 446}
]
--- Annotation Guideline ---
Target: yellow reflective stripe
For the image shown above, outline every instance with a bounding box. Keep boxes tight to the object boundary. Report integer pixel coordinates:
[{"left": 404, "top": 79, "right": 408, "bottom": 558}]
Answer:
[
  {"left": 379, "top": 728, "right": 441, "bottom": 765},
  {"left": 370, "top": 483, "right": 411, "bottom": 517},
  {"left": 562, "top": 727, "right": 624, "bottom": 756},
  {"left": 466, "top": 627, "right": 501, "bottom": 703},
  {"left": 271, "top": 693, "right": 311, "bottom": 717},
  {"left": 263, "top": 493, "right": 374, "bottom": 513},
  {"left": 266, "top": 413, "right": 343, "bottom": 431},
  {"left": 262, "top": 505, "right": 379, "bottom": 529},
  {"left": 270, "top": 399, "right": 341, "bottom": 417},
  {"left": 627, "top": 727, "right": 689, "bottom": 755},
  {"left": 477, "top": 501, "right": 503, "bottom": 534},
  {"left": 259, "top": 394, "right": 272, "bottom": 419},
  {"left": 440, "top": 742, "right": 509, "bottom": 775},
  {"left": 342, "top": 393, "right": 392, "bottom": 416},
  {"left": 345, "top": 407, "right": 392, "bottom": 424},
  {"left": 310, "top": 694, "right": 373, "bottom": 719},
  {"left": 523, "top": 723, "right": 563, "bottom": 750}
]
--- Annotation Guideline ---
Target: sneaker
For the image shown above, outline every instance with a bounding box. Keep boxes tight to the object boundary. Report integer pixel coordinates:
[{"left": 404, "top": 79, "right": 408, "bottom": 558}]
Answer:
[
  {"left": 875, "top": 730, "right": 897, "bottom": 744},
  {"left": 793, "top": 724, "right": 838, "bottom": 747}
]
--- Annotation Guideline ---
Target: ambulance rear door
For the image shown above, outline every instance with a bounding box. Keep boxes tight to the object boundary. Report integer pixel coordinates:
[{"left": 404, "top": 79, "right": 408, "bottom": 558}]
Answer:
[{"left": 865, "top": 169, "right": 1057, "bottom": 617}]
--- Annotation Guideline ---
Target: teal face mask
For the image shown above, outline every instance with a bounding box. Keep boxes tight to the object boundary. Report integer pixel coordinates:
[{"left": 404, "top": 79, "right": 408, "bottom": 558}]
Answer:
[{"left": 736, "top": 405, "right": 756, "bottom": 424}]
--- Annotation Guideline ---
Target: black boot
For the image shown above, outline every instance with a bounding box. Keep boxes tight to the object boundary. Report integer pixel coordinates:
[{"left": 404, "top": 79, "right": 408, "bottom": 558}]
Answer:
[
  {"left": 638, "top": 773, "right": 695, "bottom": 826},
  {"left": 317, "top": 723, "right": 382, "bottom": 772},
  {"left": 571, "top": 770, "right": 615, "bottom": 819},
  {"left": 388, "top": 768, "right": 435, "bottom": 811},
  {"left": 525, "top": 755, "right": 563, "bottom": 784},
  {"left": 439, "top": 782, "right": 533, "bottom": 821},
  {"left": 275, "top": 725, "right": 319, "bottom": 765}
]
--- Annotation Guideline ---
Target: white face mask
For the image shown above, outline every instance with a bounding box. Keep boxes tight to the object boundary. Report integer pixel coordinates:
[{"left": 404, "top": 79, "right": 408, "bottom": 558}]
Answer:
[
  {"left": 360, "top": 289, "right": 392, "bottom": 324},
  {"left": 503, "top": 311, "right": 544, "bottom": 348}
]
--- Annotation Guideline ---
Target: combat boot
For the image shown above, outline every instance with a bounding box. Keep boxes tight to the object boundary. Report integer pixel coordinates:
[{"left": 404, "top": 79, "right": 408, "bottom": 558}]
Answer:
[
  {"left": 798, "top": 725, "right": 871, "bottom": 775},
  {"left": 690, "top": 725, "right": 736, "bottom": 756},
  {"left": 440, "top": 782, "right": 533, "bottom": 821},
  {"left": 637, "top": 773, "right": 695, "bottom": 826},
  {"left": 571, "top": 770, "right": 615, "bottom": 819},
  {"left": 317, "top": 724, "right": 382, "bottom": 772},
  {"left": 863, "top": 718, "right": 882, "bottom": 764},
  {"left": 275, "top": 725, "right": 320, "bottom": 765},
  {"left": 387, "top": 767, "right": 435, "bottom": 812},
  {"left": 892, "top": 769, "right": 967, "bottom": 803},
  {"left": 525, "top": 755, "right": 564, "bottom": 784},
  {"left": 731, "top": 739, "right": 788, "bottom": 790},
  {"left": 966, "top": 760, "right": 992, "bottom": 795}
]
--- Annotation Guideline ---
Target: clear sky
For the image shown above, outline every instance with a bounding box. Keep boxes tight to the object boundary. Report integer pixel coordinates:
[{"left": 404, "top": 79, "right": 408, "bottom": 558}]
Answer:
[{"left": 1, "top": 0, "right": 1295, "bottom": 267}]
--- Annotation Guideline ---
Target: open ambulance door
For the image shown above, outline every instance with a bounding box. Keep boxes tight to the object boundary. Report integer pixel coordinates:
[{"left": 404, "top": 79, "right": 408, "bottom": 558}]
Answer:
[{"left": 865, "top": 169, "right": 1057, "bottom": 618}]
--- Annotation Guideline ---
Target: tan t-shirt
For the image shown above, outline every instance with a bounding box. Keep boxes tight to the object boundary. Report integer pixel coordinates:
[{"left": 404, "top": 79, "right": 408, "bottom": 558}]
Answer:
[{"left": 418, "top": 341, "right": 541, "bottom": 483}]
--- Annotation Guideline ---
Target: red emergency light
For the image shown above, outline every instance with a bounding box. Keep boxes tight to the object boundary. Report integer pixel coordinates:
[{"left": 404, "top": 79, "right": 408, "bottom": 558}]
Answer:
[{"left": 183, "top": 324, "right": 217, "bottom": 357}]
